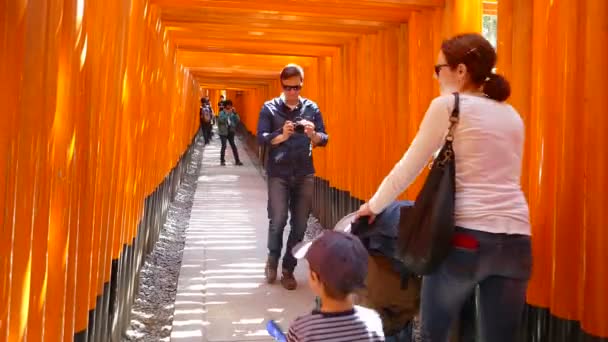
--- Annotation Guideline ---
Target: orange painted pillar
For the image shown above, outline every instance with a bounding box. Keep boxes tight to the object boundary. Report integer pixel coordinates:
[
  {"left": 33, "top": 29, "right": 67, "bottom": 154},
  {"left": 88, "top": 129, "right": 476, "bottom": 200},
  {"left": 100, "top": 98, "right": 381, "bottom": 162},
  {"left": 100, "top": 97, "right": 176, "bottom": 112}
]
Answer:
[
  {"left": 443, "top": 0, "right": 483, "bottom": 35},
  {"left": 498, "top": 0, "right": 608, "bottom": 338},
  {"left": 404, "top": 10, "right": 442, "bottom": 199},
  {"left": 0, "top": 0, "right": 21, "bottom": 335},
  {"left": 4, "top": 0, "right": 54, "bottom": 340},
  {"left": 581, "top": 1, "right": 608, "bottom": 336}
]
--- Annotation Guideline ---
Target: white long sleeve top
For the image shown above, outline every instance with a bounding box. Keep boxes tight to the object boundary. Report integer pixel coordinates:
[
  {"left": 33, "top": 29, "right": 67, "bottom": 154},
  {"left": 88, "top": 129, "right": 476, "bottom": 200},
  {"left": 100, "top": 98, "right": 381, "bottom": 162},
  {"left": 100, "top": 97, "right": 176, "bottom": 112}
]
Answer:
[{"left": 368, "top": 93, "right": 530, "bottom": 235}]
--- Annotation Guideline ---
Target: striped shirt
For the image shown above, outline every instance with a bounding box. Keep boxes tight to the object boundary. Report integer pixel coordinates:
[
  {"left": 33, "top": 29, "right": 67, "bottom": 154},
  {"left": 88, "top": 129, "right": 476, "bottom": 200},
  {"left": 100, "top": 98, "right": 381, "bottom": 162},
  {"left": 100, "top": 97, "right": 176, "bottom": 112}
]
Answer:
[{"left": 287, "top": 305, "right": 385, "bottom": 342}]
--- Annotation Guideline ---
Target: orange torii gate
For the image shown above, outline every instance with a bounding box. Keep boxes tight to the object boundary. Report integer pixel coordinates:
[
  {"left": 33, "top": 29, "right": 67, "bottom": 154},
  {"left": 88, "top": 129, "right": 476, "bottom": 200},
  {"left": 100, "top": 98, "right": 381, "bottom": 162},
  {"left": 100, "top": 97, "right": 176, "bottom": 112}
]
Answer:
[{"left": 0, "top": 0, "right": 606, "bottom": 340}]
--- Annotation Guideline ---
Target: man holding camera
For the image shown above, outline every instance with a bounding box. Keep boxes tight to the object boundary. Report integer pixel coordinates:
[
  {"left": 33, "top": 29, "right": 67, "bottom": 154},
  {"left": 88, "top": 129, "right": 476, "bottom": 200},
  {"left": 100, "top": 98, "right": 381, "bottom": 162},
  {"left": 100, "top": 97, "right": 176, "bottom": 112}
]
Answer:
[
  {"left": 257, "top": 64, "right": 329, "bottom": 290},
  {"left": 218, "top": 99, "right": 243, "bottom": 166}
]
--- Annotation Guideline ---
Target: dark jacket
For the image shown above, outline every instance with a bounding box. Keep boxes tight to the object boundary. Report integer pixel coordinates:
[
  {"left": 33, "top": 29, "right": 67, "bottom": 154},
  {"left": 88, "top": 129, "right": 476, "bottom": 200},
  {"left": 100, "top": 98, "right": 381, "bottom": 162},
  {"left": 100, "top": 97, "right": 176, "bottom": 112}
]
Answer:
[
  {"left": 257, "top": 96, "right": 329, "bottom": 178},
  {"left": 351, "top": 200, "right": 415, "bottom": 272},
  {"left": 218, "top": 110, "right": 240, "bottom": 136},
  {"left": 350, "top": 200, "right": 418, "bottom": 291}
]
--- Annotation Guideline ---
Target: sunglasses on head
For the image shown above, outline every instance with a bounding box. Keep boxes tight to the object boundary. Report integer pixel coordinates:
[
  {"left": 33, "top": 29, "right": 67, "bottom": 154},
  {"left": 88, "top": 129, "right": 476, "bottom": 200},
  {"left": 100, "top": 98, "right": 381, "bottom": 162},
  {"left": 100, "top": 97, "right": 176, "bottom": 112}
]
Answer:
[{"left": 282, "top": 84, "right": 302, "bottom": 92}]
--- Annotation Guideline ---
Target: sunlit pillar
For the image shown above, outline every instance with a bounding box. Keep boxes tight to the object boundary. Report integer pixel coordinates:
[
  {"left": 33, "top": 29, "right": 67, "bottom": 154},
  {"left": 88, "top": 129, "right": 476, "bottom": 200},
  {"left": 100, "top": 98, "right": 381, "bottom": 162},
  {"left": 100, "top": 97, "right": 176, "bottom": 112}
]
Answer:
[{"left": 443, "top": 0, "right": 483, "bottom": 36}]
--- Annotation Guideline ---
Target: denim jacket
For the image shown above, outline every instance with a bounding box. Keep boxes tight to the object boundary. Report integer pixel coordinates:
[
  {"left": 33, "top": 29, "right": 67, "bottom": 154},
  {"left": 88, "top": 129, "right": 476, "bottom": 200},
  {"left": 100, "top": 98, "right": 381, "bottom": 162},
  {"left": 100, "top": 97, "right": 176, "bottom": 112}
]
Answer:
[{"left": 257, "top": 96, "right": 329, "bottom": 178}]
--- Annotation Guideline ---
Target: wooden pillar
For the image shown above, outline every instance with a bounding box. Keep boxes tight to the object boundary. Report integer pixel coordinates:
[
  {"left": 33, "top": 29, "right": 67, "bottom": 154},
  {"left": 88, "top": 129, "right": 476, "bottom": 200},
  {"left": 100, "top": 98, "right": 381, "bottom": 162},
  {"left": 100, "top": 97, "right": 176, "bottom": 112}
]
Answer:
[{"left": 443, "top": 0, "right": 483, "bottom": 36}]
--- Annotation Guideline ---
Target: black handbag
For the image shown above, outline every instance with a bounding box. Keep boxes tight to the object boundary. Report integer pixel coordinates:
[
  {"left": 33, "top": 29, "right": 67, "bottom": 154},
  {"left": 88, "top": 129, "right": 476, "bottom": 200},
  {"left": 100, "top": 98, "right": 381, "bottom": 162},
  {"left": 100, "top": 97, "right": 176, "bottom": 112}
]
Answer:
[{"left": 396, "top": 92, "right": 460, "bottom": 275}]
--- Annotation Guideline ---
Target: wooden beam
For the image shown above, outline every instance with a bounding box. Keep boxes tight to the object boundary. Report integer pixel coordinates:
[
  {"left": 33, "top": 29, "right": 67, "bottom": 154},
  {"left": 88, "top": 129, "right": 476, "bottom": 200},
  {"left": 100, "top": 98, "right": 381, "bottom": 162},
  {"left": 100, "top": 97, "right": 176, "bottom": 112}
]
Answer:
[{"left": 175, "top": 38, "right": 339, "bottom": 57}]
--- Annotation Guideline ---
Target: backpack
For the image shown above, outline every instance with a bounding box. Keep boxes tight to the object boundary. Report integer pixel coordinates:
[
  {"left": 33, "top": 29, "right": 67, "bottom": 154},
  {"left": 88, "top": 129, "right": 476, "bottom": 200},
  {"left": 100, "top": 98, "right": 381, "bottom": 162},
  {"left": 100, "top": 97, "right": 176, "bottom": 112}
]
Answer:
[
  {"left": 354, "top": 255, "right": 421, "bottom": 336},
  {"left": 201, "top": 106, "right": 211, "bottom": 123}
]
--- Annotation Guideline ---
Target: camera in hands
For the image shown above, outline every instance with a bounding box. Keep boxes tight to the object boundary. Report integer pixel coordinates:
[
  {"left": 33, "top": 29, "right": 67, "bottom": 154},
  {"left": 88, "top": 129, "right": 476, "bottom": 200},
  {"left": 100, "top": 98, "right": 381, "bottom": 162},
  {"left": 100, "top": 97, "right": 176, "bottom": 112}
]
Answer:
[{"left": 293, "top": 116, "right": 305, "bottom": 133}]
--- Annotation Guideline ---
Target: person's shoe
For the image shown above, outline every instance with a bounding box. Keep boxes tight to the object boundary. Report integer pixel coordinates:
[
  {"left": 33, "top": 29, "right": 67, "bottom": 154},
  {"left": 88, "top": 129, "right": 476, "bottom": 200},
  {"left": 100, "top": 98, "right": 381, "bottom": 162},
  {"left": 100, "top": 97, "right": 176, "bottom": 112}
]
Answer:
[
  {"left": 220, "top": 161, "right": 226, "bottom": 166},
  {"left": 280, "top": 271, "right": 297, "bottom": 290},
  {"left": 265, "top": 257, "right": 278, "bottom": 284},
  {"left": 235, "top": 161, "right": 243, "bottom": 166}
]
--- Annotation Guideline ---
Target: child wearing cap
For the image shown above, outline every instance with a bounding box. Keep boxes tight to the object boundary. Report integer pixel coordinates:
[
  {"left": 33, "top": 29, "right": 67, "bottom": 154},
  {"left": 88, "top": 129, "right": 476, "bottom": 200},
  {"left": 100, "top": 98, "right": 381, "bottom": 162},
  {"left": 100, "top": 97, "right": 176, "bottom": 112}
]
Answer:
[{"left": 286, "top": 230, "right": 385, "bottom": 342}]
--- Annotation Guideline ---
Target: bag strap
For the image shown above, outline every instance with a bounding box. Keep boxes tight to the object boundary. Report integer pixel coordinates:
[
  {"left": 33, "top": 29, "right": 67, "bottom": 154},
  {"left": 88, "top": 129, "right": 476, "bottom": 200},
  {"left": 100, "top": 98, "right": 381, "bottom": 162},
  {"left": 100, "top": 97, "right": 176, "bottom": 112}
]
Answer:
[
  {"left": 445, "top": 92, "right": 460, "bottom": 143},
  {"left": 431, "top": 93, "right": 460, "bottom": 168},
  {"left": 427, "top": 93, "right": 461, "bottom": 169}
]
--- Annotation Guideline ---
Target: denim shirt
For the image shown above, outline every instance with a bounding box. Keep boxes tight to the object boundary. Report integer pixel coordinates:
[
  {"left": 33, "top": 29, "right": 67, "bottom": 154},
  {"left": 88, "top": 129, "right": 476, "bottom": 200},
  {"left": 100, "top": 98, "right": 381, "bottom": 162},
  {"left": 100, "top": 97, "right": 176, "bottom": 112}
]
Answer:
[{"left": 257, "top": 96, "right": 329, "bottom": 178}]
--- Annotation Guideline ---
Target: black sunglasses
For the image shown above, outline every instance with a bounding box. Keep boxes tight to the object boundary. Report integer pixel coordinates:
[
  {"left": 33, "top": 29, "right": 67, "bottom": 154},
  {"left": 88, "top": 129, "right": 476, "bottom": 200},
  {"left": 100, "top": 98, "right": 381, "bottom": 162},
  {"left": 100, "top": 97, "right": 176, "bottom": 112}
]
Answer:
[
  {"left": 282, "top": 84, "right": 302, "bottom": 91},
  {"left": 434, "top": 64, "right": 449, "bottom": 76}
]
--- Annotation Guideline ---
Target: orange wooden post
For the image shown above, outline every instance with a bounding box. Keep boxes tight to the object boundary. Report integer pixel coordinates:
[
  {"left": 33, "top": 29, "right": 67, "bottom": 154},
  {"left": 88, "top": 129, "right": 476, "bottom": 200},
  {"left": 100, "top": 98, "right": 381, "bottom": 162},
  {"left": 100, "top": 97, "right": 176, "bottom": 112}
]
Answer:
[
  {"left": 581, "top": 1, "right": 608, "bottom": 336},
  {"left": 443, "top": 0, "right": 483, "bottom": 35},
  {"left": 498, "top": 0, "right": 608, "bottom": 337},
  {"left": 6, "top": 0, "right": 56, "bottom": 339},
  {"left": 0, "top": 1, "right": 27, "bottom": 339}
]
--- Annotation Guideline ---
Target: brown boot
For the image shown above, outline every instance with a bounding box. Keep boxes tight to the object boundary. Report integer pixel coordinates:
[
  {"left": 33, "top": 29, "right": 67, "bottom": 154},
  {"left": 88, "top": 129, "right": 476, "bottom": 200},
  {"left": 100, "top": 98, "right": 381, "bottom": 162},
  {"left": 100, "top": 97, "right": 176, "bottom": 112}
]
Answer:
[
  {"left": 265, "top": 257, "right": 278, "bottom": 284},
  {"left": 281, "top": 271, "right": 297, "bottom": 290}
]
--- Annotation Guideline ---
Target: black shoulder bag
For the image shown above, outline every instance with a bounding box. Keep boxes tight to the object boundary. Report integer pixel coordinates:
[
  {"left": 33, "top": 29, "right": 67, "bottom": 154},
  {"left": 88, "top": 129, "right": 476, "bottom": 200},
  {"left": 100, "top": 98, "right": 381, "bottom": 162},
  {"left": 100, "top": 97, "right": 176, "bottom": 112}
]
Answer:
[{"left": 397, "top": 92, "right": 460, "bottom": 275}]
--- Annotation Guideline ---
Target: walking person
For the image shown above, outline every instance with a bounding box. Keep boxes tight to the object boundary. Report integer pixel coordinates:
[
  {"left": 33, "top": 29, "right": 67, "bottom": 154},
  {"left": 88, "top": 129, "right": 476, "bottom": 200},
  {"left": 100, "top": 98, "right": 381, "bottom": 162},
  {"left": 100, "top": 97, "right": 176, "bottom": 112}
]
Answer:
[
  {"left": 200, "top": 98, "right": 213, "bottom": 144},
  {"left": 205, "top": 95, "right": 216, "bottom": 128},
  {"left": 257, "top": 64, "right": 329, "bottom": 290}
]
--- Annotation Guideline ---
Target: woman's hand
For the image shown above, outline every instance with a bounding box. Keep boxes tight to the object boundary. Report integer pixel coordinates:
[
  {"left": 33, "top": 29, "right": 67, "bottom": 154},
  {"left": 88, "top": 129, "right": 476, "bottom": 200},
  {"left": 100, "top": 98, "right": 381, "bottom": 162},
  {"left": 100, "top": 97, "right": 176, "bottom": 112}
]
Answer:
[{"left": 356, "top": 202, "right": 377, "bottom": 224}]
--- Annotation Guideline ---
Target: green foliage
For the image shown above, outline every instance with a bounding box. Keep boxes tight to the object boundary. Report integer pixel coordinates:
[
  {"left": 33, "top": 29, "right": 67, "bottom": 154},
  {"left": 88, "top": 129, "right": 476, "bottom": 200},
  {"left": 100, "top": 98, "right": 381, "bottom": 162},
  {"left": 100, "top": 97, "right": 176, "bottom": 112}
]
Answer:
[{"left": 482, "top": 15, "right": 498, "bottom": 48}]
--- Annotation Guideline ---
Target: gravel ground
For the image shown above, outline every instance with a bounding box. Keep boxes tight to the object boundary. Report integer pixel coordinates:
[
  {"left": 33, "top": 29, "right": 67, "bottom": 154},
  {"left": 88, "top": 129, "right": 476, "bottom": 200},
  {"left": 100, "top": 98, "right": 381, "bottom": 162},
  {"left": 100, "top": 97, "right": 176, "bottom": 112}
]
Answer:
[
  {"left": 303, "top": 215, "right": 324, "bottom": 241},
  {"left": 123, "top": 138, "right": 204, "bottom": 342}
]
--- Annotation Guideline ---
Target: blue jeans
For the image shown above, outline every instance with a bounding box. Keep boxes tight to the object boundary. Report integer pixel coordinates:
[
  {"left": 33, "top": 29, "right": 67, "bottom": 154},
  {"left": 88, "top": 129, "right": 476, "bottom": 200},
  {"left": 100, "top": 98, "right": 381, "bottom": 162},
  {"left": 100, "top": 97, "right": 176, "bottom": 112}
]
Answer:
[
  {"left": 267, "top": 175, "right": 314, "bottom": 272},
  {"left": 420, "top": 227, "right": 532, "bottom": 342}
]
